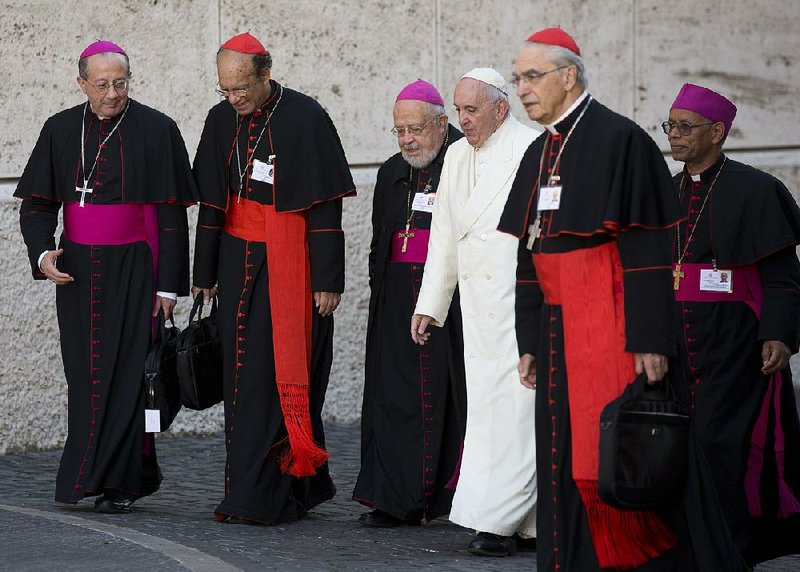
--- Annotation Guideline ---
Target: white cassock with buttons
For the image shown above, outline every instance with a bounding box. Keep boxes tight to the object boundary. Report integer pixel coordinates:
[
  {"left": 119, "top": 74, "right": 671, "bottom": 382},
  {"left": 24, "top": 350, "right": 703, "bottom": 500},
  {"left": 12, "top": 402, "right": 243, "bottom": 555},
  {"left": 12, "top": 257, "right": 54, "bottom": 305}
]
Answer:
[{"left": 414, "top": 113, "right": 540, "bottom": 538}]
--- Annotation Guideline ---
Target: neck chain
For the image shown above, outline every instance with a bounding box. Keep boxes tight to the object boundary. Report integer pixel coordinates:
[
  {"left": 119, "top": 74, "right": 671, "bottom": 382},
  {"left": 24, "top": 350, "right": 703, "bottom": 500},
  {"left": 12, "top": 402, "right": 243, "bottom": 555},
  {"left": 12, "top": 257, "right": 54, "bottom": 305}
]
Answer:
[
  {"left": 672, "top": 156, "right": 727, "bottom": 290},
  {"left": 235, "top": 84, "right": 283, "bottom": 202},
  {"left": 78, "top": 100, "right": 130, "bottom": 206},
  {"left": 526, "top": 96, "right": 593, "bottom": 248}
]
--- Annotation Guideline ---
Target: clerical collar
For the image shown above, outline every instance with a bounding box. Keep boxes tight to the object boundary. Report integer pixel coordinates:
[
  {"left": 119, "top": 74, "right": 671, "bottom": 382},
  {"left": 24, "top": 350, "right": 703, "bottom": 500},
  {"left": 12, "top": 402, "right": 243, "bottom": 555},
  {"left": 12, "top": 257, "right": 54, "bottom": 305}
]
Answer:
[
  {"left": 686, "top": 153, "right": 726, "bottom": 183},
  {"left": 546, "top": 90, "right": 590, "bottom": 135}
]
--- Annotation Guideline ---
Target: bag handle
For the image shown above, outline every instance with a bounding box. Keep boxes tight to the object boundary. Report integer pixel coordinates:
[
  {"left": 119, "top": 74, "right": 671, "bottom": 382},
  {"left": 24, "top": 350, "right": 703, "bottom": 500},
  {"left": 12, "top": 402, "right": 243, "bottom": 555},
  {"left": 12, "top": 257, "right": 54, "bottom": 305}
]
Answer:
[
  {"left": 634, "top": 371, "right": 679, "bottom": 402},
  {"left": 153, "top": 308, "right": 177, "bottom": 342},
  {"left": 189, "top": 292, "right": 218, "bottom": 323}
]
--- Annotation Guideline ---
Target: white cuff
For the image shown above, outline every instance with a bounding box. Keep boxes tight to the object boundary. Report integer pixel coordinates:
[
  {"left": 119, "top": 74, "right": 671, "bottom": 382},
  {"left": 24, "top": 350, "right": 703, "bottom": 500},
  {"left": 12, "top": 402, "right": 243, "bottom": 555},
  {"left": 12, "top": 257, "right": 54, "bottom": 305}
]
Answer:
[
  {"left": 37, "top": 250, "right": 48, "bottom": 271},
  {"left": 156, "top": 291, "right": 177, "bottom": 300}
]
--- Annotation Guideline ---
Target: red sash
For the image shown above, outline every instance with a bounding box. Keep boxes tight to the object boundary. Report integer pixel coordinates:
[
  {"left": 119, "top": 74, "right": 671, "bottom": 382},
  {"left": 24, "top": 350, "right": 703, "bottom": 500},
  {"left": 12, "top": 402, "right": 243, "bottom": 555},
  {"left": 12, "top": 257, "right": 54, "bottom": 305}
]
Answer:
[
  {"left": 534, "top": 242, "right": 676, "bottom": 569},
  {"left": 225, "top": 197, "right": 328, "bottom": 477},
  {"left": 389, "top": 229, "right": 430, "bottom": 263}
]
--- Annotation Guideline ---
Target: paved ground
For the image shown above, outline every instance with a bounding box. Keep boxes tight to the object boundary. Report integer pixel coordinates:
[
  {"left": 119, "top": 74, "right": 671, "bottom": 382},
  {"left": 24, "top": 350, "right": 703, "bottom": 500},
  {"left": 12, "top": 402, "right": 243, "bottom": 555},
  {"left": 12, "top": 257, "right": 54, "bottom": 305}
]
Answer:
[{"left": 1, "top": 423, "right": 798, "bottom": 571}]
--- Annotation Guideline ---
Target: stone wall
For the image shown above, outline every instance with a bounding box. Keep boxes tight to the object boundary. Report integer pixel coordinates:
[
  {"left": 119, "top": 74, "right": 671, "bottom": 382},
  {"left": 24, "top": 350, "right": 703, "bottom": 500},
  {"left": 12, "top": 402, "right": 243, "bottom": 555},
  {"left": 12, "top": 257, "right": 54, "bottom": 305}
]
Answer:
[{"left": 1, "top": 0, "right": 798, "bottom": 453}]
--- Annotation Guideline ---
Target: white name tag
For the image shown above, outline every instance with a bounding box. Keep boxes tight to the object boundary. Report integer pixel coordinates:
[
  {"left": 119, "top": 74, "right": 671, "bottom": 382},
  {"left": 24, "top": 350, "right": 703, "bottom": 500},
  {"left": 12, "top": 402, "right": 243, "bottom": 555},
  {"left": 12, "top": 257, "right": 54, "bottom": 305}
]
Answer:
[
  {"left": 145, "top": 409, "right": 161, "bottom": 433},
  {"left": 412, "top": 192, "right": 436, "bottom": 213},
  {"left": 251, "top": 159, "right": 274, "bottom": 184},
  {"left": 537, "top": 185, "right": 562, "bottom": 211},
  {"left": 699, "top": 269, "right": 733, "bottom": 293}
]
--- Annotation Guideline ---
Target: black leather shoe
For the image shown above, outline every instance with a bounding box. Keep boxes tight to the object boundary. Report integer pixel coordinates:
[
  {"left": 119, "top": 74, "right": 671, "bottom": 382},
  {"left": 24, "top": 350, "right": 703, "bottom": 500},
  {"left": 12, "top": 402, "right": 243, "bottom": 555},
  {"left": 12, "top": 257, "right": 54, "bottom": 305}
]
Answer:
[
  {"left": 93, "top": 493, "right": 136, "bottom": 514},
  {"left": 357, "top": 509, "right": 419, "bottom": 528},
  {"left": 468, "top": 532, "right": 516, "bottom": 557},
  {"left": 513, "top": 534, "right": 537, "bottom": 552}
]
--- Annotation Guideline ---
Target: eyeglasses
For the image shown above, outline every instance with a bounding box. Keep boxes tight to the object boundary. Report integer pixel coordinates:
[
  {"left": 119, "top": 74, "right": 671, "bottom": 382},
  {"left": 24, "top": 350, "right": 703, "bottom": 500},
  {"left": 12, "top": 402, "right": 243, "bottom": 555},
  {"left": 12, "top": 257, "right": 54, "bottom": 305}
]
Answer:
[
  {"left": 84, "top": 78, "right": 129, "bottom": 93},
  {"left": 661, "top": 120, "right": 715, "bottom": 136},
  {"left": 215, "top": 82, "right": 255, "bottom": 98},
  {"left": 391, "top": 116, "right": 439, "bottom": 137},
  {"left": 510, "top": 66, "right": 569, "bottom": 87}
]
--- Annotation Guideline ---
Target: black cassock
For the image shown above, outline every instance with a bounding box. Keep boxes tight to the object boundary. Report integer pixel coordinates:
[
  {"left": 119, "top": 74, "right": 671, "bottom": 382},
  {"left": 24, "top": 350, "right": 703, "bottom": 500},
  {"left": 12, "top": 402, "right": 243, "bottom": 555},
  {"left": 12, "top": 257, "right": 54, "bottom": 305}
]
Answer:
[
  {"left": 671, "top": 155, "right": 800, "bottom": 566},
  {"left": 353, "top": 125, "right": 467, "bottom": 522},
  {"left": 499, "top": 98, "right": 692, "bottom": 571},
  {"left": 15, "top": 99, "right": 195, "bottom": 503},
  {"left": 193, "top": 82, "right": 355, "bottom": 523}
]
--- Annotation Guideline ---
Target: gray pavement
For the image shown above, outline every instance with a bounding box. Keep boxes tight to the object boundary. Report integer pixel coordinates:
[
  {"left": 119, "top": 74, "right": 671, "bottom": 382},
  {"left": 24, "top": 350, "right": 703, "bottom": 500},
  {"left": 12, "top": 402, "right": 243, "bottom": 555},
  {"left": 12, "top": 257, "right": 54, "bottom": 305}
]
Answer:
[{"left": 1, "top": 423, "right": 798, "bottom": 571}]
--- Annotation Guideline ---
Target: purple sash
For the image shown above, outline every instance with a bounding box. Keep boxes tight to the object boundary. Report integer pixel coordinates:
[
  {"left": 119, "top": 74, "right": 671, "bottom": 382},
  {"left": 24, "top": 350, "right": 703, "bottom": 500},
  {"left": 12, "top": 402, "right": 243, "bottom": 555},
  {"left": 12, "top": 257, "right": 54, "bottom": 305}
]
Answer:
[
  {"left": 389, "top": 228, "right": 430, "bottom": 263},
  {"left": 63, "top": 202, "right": 159, "bottom": 279},
  {"left": 674, "top": 262, "right": 800, "bottom": 518}
]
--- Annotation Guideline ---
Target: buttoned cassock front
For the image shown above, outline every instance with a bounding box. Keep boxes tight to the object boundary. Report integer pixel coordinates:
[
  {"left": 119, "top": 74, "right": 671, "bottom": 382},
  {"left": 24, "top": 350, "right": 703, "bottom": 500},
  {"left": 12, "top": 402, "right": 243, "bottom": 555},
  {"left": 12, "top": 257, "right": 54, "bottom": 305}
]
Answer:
[{"left": 414, "top": 114, "right": 540, "bottom": 537}]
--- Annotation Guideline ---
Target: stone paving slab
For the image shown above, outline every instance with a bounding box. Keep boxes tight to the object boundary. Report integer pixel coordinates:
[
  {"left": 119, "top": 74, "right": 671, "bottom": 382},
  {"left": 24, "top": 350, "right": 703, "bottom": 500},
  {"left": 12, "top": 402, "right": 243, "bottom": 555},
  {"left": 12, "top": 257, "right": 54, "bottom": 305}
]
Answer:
[{"left": 0, "top": 423, "right": 798, "bottom": 571}]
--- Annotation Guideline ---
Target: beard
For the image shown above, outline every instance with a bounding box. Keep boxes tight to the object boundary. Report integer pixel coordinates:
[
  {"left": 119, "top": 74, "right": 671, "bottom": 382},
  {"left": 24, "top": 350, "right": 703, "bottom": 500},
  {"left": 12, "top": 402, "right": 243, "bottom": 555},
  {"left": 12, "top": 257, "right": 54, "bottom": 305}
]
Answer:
[{"left": 400, "top": 143, "right": 439, "bottom": 169}]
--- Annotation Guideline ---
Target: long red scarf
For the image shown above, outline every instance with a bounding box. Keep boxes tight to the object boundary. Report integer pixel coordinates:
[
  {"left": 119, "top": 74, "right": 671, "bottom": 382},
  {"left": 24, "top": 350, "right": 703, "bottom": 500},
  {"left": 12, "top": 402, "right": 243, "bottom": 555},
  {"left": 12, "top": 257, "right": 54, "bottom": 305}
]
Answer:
[
  {"left": 534, "top": 242, "right": 676, "bottom": 569},
  {"left": 225, "top": 197, "right": 328, "bottom": 477}
]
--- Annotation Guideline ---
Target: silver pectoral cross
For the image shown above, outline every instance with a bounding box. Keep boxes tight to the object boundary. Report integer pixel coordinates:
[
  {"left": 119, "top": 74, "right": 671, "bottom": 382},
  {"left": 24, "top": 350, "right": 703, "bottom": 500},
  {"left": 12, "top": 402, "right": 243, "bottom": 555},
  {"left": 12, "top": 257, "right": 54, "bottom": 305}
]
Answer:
[
  {"left": 526, "top": 215, "right": 542, "bottom": 250},
  {"left": 76, "top": 186, "right": 93, "bottom": 207}
]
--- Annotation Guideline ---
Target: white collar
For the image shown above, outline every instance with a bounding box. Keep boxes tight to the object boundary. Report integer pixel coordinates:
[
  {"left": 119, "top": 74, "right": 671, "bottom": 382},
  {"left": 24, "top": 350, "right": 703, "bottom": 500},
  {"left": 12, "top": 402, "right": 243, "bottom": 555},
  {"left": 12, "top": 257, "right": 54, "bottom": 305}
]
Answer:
[{"left": 545, "top": 90, "right": 589, "bottom": 135}]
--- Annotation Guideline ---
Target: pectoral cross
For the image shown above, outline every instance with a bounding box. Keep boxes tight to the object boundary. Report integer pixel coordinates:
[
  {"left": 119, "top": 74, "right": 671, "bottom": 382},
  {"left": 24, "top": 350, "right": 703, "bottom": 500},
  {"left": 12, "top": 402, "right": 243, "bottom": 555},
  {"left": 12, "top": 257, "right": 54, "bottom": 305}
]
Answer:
[
  {"left": 399, "top": 223, "right": 415, "bottom": 253},
  {"left": 76, "top": 186, "right": 93, "bottom": 208},
  {"left": 672, "top": 262, "right": 685, "bottom": 291},
  {"left": 526, "top": 215, "right": 542, "bottom": 250},
  {"left": 422, "top": 181, "right": 432, "bottom": 194}
]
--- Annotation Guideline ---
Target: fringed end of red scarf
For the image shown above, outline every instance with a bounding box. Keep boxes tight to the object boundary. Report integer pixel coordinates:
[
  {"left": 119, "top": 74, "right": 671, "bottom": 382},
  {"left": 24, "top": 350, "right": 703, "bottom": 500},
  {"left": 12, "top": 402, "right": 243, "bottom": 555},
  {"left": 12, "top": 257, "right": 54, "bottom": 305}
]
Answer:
[
  {"left": 577, "top": 480, "right": 676, "bottom": 569},
  {"left": 277, "top": 383, "right": 329, "bottom": 477}
]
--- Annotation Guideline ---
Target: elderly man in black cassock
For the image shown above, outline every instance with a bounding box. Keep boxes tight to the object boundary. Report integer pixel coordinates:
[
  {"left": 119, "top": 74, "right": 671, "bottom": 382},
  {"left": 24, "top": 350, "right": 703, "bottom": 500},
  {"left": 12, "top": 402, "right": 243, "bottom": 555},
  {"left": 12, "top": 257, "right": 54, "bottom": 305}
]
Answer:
[
  {"left": 192, "top": 32, "right": 355, "bottom": 525},
  {"left": 499, "top": 28, "right": 689, "bottom": 570},
  {"left": 15, "top": 40, "right": 195, "bottom": 513},
  {"left": 353, "top": 80, "right": 466, "bottom": 527},
  {"left": 665, "top": 83, "right": 800, "bottom": 568}
]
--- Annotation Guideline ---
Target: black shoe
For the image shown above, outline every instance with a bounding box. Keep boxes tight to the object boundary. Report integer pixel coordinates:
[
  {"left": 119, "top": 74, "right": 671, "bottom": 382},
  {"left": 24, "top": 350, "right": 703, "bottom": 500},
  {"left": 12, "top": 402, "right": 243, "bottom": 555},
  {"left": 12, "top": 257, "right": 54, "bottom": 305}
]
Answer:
[
  {"left": 513, "top": 534, "right": 537, "bottom": 552},
  {"left": 93, "top": 492, "right": 136, "bottom": 514},
  {"left": 468, "top": 532, "right": 516, "bottom": 557},
  {"left": 357, "top": 509, "right": 419, "bottom": 528}
]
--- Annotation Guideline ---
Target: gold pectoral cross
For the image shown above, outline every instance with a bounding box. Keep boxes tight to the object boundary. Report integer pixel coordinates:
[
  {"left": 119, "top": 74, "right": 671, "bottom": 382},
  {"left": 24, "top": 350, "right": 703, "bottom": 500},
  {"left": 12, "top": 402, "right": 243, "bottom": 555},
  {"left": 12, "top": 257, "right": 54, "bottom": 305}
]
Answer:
[
  {"left": 399, "top": 223, "right": 415, "bottom": 253},
  {"left": 672, "top": 262, "right": 685, "bottom": 291}
]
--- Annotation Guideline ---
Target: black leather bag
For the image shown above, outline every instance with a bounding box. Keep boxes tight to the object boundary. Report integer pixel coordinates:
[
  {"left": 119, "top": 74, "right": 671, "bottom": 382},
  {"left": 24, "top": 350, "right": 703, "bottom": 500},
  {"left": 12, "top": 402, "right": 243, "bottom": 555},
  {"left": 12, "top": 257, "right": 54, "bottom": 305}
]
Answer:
[
  {"left": 598, "top": 373, "right": 689, "bottom": 509},
  {"left": 176, "top": 294, "right": 223, "bottom": 410},
  {"left": 144, "top": 311, "right": 182, "bottom": 431}
]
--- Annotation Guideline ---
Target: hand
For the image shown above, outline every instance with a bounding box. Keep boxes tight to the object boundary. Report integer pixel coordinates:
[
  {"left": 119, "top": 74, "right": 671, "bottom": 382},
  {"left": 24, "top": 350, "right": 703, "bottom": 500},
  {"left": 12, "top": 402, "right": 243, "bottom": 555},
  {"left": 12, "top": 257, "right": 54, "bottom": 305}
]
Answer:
[
  {"left": 314, "top": 291, "right": 341, "bottom": 317},
  {"left": 519, "top": 353, "right": 537, "bottom": 390},
  {"left": 762, "top": 340, "right": 791, "bottom": 375},
  {"left": 191, "top": 285, "right": 218, "bottom": 304},
  {"left": 40, "top": 249, "right": 74, "bottom": 285},
  {"left": 634, "top": 353, "right": 668, "bottom": 385},
  {"left": 152, "top": 295, "right": 177, "bottom": 319},
  {"left": 411, "top": 314, "right": 433, "bottom": 345}
]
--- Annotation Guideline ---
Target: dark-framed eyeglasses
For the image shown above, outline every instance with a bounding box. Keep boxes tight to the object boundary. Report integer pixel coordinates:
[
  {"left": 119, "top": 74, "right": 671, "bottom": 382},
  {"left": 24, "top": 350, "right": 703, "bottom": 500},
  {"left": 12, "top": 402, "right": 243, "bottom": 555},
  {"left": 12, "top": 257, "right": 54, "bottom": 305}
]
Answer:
[
  {"left": 215, "top": 82, "right": 255, "bottom": 98},
  {"left": 661, "top": 120, "right": 715, "bottom": 136},
  {"left": 510, "top": 65, "right": 569, "bottom": 87},
  {"left": 391, "top": 115, "right": 439, "bottom": 137},
  {"left": 84, "top": 78, "right": 129, "bottom": 93}
]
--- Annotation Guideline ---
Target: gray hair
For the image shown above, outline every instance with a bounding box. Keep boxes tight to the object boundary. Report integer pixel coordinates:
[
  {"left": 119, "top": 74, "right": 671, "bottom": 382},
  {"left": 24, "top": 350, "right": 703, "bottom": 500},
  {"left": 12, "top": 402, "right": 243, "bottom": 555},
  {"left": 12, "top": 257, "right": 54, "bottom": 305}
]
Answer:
[
  {"left": 527, "top": 42, "right": 588, "bottom": 89},
  {"left": 78, "top": 52, "right": 130, "bottom": 80},
  {"left": 477, "top": 82, "right": 510, "bottom": 119},
  {"left": 424, "top": 102, "right": 446, "bottom": 118}
]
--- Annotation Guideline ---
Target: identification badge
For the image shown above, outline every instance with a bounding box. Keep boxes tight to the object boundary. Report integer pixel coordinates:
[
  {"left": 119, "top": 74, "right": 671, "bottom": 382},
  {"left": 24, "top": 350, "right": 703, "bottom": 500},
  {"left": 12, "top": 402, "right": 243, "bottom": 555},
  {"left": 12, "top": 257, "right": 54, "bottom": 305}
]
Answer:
[
  {"left": 537, "top": 185, "right": 562, "bottom": 210},
  {"left": 699, "top": 269, "right": 733, "bottom": 293},
  {"left": 251, "top": 159, "right": 274, "bottom": 184},
  {"left": 412, "top": 192, "right": 436, "bottom": 213},
  {"left": 145, "top": 409, "right": 161, "bottom": 433}
]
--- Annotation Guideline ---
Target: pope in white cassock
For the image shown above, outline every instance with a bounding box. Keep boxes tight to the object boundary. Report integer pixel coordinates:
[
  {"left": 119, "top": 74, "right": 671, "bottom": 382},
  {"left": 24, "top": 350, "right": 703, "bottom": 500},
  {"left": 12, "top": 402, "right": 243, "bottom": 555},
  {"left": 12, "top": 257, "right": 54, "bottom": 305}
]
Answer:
[{"left": 411, "top": 68, "right": 540, "bottom": 557}]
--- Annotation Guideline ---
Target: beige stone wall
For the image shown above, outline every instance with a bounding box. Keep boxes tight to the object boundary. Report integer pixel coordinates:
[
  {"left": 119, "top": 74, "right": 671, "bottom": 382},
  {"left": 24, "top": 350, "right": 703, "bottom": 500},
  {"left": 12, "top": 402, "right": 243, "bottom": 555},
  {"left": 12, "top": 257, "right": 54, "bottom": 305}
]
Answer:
[{"left": 1, "top": 0, "right": 798, "bottom": 453}]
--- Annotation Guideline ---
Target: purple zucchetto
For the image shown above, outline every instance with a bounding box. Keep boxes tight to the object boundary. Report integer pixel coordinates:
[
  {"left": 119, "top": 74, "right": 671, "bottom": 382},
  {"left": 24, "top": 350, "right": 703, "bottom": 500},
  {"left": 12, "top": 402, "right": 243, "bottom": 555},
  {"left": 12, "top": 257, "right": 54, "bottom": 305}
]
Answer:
[
  {"left": 671, "top": 83, "right": 737, "bottom": 136},
  {"left": 396, "top": 79, "right": 444, "bottom": 107},
  {"left": 79, "top": 40, "right": 126, "bottom": 60}
]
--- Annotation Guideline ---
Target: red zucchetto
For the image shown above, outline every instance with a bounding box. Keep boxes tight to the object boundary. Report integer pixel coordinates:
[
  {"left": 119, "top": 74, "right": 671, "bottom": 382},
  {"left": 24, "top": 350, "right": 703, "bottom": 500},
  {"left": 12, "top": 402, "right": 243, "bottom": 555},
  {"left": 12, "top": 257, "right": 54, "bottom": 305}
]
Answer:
[
  {"left": 526, "top": 27, "right": 581, "bottom": 56},
  {"left": 220, "top": 32, "right": 267, "bottom": 54}
]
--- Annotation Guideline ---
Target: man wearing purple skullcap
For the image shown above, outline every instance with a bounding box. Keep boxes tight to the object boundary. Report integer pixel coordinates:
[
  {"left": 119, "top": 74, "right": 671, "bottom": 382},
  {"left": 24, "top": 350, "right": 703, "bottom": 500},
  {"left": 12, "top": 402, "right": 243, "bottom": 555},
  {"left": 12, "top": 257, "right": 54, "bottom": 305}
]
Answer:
[
  {"left": 665, "top": 83, "right": 800, "bottom": 567},
  {"left": 15, "top": 40, "right": 196, "bottom": 513},
  {"left": 353, "top": 80, "right": 466, "bottom": 528}
]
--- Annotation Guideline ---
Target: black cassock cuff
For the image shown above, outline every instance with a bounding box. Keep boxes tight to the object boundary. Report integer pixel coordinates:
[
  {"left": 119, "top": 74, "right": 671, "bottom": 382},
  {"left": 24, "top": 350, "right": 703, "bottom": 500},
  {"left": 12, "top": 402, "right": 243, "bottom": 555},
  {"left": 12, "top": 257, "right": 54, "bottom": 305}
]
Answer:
[
  {"left": 308, "top": 199, "right": 345, "bottom": 293},
  {"left": 19, "top": 197, "right": 59, "bottom": 280},
  {"left": 156, "top": 203, "right": 190, "bottom": 295},
  {"left": 515, "top": 241, "right": 543, "bottom": 356},
  {"left": 192, "top": 204, "right": 225, "bottom": 289},
  {"left": 758, "top": 247, "right": 800, "bottom": 353}
]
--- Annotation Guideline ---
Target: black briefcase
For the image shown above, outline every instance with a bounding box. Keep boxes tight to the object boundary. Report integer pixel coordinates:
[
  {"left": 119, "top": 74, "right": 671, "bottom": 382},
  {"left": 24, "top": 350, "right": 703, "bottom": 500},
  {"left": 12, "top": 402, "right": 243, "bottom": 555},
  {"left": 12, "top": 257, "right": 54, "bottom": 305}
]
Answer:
[
  {"left": 144, "top": 310, "right": 182, "bottom": 431},
  {"left": 598, "top": 373, "right": 689, "bottom": 509},
  {"left": 176, "top": 294, "right": 223, "bottom": 410}
]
